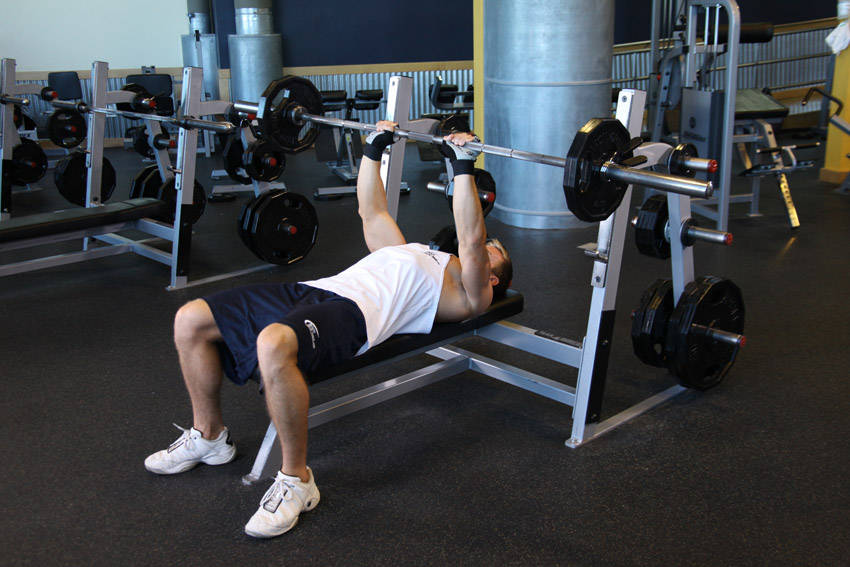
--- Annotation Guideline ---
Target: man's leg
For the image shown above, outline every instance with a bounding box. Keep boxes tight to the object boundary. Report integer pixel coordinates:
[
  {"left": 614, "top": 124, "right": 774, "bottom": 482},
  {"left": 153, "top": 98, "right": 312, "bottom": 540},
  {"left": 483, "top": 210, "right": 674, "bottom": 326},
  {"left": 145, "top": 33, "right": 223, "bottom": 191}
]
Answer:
[
  {"left": 173, "top": 299, "right": 226, "bottom": 440},
  {"left": 255, "top": 323, "right": 309, "bottom": 482}
]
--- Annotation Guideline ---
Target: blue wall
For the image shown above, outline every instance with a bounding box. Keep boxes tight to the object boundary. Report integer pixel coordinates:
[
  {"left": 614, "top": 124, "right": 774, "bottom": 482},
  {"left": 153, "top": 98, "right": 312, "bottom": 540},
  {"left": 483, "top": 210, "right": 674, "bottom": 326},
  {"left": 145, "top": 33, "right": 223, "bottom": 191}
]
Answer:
[{"left": 211, "top": 0, "right": 836, "bottom": 68}]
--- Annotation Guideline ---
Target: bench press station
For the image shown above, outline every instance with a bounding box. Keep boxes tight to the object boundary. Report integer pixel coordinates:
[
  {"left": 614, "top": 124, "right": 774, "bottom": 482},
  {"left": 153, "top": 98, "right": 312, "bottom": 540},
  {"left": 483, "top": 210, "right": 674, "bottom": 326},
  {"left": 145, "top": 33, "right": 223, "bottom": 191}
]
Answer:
[
  {"left": 0, "top": 59, "right": 239, "bottom": 289},
  {"left": 242, "top": 84, "right": 741, "bottom": 484}
]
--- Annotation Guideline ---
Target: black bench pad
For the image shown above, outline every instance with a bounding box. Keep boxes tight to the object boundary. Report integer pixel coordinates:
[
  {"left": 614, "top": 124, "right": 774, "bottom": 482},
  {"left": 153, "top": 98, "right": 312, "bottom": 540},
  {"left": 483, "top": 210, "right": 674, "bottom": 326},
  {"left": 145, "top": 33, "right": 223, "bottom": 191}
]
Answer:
[
  {"left": 0, "top": 198, "right": 167, "bottom": 243},
  {"left": 735, "top": 88, "right": 789, "bottom": 121},
  {"left": 308, "top": 289, "right": 524, "bottom": 383}
]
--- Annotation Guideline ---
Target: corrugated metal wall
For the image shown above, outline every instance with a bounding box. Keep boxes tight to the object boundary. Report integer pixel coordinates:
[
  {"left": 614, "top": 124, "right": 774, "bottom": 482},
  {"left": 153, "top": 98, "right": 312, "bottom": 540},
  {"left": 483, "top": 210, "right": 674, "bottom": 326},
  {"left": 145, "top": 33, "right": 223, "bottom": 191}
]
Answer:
[{"left": 19, "top": 25, "right": 830, "bottom": 138}]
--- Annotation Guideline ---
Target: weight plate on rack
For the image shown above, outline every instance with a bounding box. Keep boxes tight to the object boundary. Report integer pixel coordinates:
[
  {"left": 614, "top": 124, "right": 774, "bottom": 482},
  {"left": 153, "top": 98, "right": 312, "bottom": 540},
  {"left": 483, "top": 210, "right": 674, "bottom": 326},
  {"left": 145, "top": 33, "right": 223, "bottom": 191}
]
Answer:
[
  {"left": 223, "top": 135, "right": 251, "bottom": 185},
  {"left": 243, "top": 139, "right": 286, "bottom": 182},
  {"left": 156, "top": 177, "right": 207, "bottom": 225},
  {"left": 46, "top": 108, "right": 86, "bottom": 149},
  {"left": 54, "top": 153, "right": 116, "bottom": 205},
  {"left": 10, "top": 138, "right": 48, "bottom": 185},
  {"left": 238, "top": 189, "right": 276, "bottom": 251},
  {"left": 247, "top": 190, "right": 318, "bottom": 265},
  {"left": 664, "top": 276, "right": 745, "bottom": 390},
  {"left": 668, "top": 143, "right": 699, "bottom": 177},
  {"left": 446, "top": 168, "right": 497, "bottom": 217},
  {"left": 258, "top": 75, "right": 324, "bottom": 153},
  {"left": 631, "top": 279, "right": 675, "bottom": 368},
  {"left": 131, "top": 127, "right": 154, "bottom": 158},
  {"left": 129, "top": 165, "right": 159, "bottom": 199},
  {"left": 634, "top": 194, "right": 670, "bottom": 258},
  {"left": 563, "top": 118, "right": 632, "bottom": 223}
]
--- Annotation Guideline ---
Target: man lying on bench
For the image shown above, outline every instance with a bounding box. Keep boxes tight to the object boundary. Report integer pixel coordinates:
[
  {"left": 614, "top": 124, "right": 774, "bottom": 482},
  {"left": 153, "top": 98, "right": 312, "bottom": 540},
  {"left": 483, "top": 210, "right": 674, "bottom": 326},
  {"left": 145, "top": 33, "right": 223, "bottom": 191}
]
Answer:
[{"left": 144, "top": 122, "right": 514, "bottom": 538}]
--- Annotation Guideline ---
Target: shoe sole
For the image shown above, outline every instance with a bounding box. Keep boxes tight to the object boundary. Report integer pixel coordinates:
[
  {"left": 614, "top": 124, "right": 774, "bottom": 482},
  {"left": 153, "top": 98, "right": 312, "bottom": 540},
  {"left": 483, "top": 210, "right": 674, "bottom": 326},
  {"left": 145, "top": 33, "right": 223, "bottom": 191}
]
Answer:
[
  {"left": 243, "top": 495, "right": 319, "bottom": 539},
  {"left": 145, "top": 447, "right": 236, "bottom": 475}
]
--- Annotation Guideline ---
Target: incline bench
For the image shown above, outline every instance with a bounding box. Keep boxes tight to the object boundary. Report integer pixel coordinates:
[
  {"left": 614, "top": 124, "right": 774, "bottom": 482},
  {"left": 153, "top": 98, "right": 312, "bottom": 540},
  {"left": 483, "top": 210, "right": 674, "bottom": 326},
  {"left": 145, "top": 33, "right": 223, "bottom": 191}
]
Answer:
[{"left": 244, "top": 289, "right": 525, "bottom": 484}]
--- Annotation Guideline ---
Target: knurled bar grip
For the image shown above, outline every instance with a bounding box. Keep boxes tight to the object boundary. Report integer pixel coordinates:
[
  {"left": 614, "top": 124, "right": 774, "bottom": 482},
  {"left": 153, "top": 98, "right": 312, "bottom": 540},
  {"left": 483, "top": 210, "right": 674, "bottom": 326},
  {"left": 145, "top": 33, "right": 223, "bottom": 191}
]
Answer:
[
  {"left": 293, "top": 108, "right": 714, "bottom": 199},
  {"left": 50, "top": 99, "right": 235, "bottom": 134}
]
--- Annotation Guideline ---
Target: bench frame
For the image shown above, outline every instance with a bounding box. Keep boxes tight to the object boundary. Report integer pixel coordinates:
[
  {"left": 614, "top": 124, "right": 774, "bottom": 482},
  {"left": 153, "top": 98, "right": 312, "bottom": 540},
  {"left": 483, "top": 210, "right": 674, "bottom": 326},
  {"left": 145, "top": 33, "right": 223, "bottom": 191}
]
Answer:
[{"left": 244, "top": 87, "right": 695, "bottom": 485}]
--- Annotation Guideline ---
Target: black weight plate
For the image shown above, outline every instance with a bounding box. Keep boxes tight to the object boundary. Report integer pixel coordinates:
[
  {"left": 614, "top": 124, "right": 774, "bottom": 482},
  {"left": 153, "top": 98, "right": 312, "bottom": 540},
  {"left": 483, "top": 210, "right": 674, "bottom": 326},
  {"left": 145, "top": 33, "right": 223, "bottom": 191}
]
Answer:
[
  {"left": 634, "top": 194, "right": 670, "bottom": 258},
  {"left": 10, "top": 138, "right": 48, "bottom": 185},
  {"left": 258, "top": 75, "right": 324, "bottom": 153},
  {"left": 446, "top": 168, "right": 497, "bottom": 217},
  {"left": 157, "top": 178, "right": 207, "bottom": 225},
  {"left": 238, "top": 189, "right": 277, "bottom": 251},
  {"left": 631, "top": 279, "right": 675, "bottom": 368},
  {"left": 665, "top": 276, "right": 746, "bottom": 390},
  {"left": 129, "top": 165, "right": 159, "bottom": 199},
  {"left": 47, "top": 108, "right": 86, "bottom": 148},
  {"left": 132, "top": 127, "right": 154, "bottom": 158},
  {"left": 54, "top": 153, "right": 116, "bottom": 205},
  {"left": 249, "top": 190, "right": 318, "bottom": 265},
  {"left": 668, "top": 143, "right": 699, "bottom": 177},
  {"left": 116, "top": 83, "right": 151, "bottom": 113},
  {"left": 223, "top": 135, "right": 251, "bottom": 185},
  {"left": 243, "top": 139, "right": 285, "bottom": 182},
  {"left": 563, "top": 118, "right": 632, "bottom": 222}
]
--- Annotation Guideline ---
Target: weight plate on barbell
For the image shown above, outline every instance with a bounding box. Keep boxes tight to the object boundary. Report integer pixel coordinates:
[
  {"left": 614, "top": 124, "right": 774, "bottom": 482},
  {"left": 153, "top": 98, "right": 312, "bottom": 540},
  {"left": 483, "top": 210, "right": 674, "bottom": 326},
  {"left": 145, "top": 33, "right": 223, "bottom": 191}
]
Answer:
[
  {"left": 47, "top": 108, "right": 86, "bottom": 149},
  {"left": 563, "top": 118, "right": 633, "bottom": 223},
  {"left": 634, "top": 194, "right": 670, "bottom": 259},
  {"left": 631, "top": 278, "right": 675, "bottom": 368},
  {"left": 54, "top": 153, "right": 116, "bottom": 206},
  {"left": 10, "top": 139, "right": 48, "bottom": 186},
  {"left": 258, "top": 75, "right": 324, "bottom": 153},
  {"left": 664, "top": 276, "right": 745, "bottom": 390},
  {"left": 247, "top": 190, "right": 318, "bottom": 265},
  {"left": 156, "top": 177, "right": 207, "bottom": 225},
  {"left": 243, "top": 139, "right": 286, "bottom": 182}
]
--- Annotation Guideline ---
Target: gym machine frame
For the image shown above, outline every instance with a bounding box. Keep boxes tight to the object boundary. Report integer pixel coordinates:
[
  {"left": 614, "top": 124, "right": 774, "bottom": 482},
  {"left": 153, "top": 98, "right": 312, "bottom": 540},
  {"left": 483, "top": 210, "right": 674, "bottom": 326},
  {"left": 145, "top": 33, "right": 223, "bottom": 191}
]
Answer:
[
  {"left": 0, "top": 60, "right": 277, "bottom": 290},
  {"left": 245, "top": 83, "right": 719, "bottom": 484}
]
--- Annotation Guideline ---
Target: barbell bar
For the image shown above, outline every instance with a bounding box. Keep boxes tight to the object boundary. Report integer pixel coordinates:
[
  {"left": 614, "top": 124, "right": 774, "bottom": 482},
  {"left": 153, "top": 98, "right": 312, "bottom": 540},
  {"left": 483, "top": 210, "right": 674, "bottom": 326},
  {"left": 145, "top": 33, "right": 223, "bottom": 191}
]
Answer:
[
  {"left": 48, "top": 99, "right": 236, "bottom": 135},
  {"left": 0, "top": 94, "right": 30, "bottom": 106},
  {"left": 232, "top": 98, "right": 713, "bottom": 201}
]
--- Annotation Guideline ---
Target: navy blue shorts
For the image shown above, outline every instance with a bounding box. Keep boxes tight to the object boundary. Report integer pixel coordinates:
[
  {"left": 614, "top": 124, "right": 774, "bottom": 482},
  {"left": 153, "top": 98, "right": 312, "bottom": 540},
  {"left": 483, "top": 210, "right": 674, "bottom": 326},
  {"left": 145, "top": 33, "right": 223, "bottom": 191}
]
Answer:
[{"left": 203, "top": 283, "right": 367, "bottom": 385}]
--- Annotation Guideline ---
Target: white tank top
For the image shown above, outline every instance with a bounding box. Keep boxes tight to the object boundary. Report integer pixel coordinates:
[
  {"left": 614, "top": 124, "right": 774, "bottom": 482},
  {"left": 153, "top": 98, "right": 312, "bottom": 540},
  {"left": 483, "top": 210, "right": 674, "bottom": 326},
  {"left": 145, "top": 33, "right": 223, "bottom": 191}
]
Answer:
[{"left": 302, "top": 243, "right": 452, "bottom": 355}]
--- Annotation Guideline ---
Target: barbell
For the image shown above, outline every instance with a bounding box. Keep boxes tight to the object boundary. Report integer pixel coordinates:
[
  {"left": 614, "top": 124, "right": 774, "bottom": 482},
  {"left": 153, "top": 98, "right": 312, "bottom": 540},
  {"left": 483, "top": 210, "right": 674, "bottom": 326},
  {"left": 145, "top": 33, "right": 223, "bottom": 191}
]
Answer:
[{"left": 229, "top": 76, "right": 717, "bottom": 222}]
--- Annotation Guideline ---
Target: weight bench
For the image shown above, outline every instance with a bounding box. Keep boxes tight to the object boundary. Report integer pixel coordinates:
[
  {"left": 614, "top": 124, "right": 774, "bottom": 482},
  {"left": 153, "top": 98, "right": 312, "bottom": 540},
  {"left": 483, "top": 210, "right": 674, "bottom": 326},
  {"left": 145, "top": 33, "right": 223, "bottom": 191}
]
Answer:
[
  {"left": 0, "top": 198, "right": 170, "bottom": 276},
  {"left": 729, "top": 88, "right": 817, "bottom": 228},
  {"left": 243, "top": 289, "right": 524, "bottom": 484}
]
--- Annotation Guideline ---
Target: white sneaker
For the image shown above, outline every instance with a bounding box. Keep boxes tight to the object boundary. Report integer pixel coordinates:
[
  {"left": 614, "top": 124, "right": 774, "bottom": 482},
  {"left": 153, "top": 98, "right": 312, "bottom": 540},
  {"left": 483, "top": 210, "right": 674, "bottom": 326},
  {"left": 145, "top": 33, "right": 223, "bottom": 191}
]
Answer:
[
  {"left": 244, "top": 467, "right": 320, "bottom": 538},
  {"left": 144, "top": 424, "right": 236, "bottom": 474}
]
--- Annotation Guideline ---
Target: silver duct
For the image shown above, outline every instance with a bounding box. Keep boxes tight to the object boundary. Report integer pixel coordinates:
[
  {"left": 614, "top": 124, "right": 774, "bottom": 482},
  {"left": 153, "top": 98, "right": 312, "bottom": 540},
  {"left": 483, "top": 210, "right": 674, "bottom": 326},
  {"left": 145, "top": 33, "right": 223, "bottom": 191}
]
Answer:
[
  {"left": 228, "top": 0, "right": 283, "bottom": 103},
  {"left": 484, "top": 0, "right": 615, "bottom": 229},
  {"left": 182, "top": 0, "right": 220, "bottom": 101}
]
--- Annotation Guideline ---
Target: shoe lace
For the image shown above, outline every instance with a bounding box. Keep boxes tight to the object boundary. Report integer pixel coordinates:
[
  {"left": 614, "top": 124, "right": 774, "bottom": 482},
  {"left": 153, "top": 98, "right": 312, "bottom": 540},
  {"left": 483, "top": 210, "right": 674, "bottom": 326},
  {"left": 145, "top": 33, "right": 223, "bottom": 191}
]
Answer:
[
  {"left": 168, "top": 423, "right": 199, "bottom": 452},
  {"left": 261, "top": 477, "right": 297, "bottom": 512}
]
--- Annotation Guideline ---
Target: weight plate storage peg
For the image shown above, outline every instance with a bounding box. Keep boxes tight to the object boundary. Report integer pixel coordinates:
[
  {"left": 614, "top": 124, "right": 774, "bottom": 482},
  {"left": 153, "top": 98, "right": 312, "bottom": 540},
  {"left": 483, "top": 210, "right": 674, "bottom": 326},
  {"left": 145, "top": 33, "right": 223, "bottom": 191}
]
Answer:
[
  {"left": 46, "top": 108, "right": 86, "bottom": 149},
  {"left": 54, "top": 152, "right": 117, "bottom": 205},
  {"left": 562, "top": 118, "right": 634, "bottom": 222},
  {"left": 10, "top": 139, "right": 48, "bottom": 185},
  {"left": 630, "top": 279, "right": 675, "bottom": 368},
  {"left": 243, "top": 139, "right": 285, "bottom": 182},
  {"left": 664, "top": 276, "right": 746, "bottom": 390},
  {"left": 156, "top": 178, "right": 207, "bottom": 225},
  {"left": 242, "top": 189, "right": 318, "bottom": 265},
  {"left": 257, "top": 75, "right": 324, "bottom": 152}
]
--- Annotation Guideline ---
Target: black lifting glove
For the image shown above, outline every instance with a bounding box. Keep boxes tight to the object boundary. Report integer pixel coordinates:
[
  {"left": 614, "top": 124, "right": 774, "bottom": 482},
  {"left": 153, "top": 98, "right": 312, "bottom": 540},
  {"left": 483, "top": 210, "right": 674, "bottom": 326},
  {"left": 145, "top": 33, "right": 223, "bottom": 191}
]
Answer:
[
  {"left": 440, "top": 136, "right": 481, "bottom": 177},
  {"left": 362, "top": 129, "right": 398, "bottom": 161}
]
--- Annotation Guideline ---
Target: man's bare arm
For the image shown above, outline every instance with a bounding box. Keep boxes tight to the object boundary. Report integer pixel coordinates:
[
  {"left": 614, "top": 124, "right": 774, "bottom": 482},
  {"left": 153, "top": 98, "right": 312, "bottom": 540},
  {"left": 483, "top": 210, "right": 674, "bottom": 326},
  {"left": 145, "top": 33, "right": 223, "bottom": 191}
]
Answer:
[
  {"left": 444, "top": 133, "right": 494, "bottom": 314},
  {"left": 356, "top": 122, "right": 405, "bottom": 252}
]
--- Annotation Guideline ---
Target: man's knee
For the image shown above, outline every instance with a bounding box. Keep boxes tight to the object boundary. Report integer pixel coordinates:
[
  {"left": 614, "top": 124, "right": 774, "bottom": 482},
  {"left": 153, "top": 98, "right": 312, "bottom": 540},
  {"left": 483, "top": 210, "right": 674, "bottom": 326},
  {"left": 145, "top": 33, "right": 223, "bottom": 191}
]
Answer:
[
  {"left": 174, "top": 299, "right": 219, "bottom": 344},
  {"left": 256, "top": 324, "right": 299, "bottom": 369}
]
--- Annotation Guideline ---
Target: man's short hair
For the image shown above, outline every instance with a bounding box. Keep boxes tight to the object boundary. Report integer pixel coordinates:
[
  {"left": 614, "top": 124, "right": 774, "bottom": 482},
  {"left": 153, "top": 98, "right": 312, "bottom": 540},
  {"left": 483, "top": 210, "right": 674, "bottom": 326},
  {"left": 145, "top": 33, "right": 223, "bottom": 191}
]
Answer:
[{"left": 486, "top": 238, "right": 512, "bottom": 300}]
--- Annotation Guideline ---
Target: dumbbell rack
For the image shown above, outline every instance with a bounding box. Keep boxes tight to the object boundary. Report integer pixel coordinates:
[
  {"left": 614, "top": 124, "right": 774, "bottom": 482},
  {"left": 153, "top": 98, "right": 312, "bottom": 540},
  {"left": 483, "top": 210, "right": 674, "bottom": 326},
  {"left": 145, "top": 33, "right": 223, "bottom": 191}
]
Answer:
[{"left": 0, "top": 58, "right": 45, "bottom": 220}]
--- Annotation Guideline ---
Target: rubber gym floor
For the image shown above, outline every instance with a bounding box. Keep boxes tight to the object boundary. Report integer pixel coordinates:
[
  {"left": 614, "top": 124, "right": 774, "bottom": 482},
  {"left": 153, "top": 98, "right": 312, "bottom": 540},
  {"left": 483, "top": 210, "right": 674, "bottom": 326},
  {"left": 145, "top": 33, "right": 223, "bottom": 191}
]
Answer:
[{"left": 1, "top": 137, "right": 847, "bottom": 567}]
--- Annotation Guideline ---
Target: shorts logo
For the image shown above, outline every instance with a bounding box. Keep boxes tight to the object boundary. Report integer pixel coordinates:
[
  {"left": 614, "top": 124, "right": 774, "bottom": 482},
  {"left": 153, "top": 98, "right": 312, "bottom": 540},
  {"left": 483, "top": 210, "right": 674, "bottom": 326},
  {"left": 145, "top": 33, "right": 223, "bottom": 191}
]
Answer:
[{"left": 304, "top": 319, "right": 320, "bottom": 350}]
